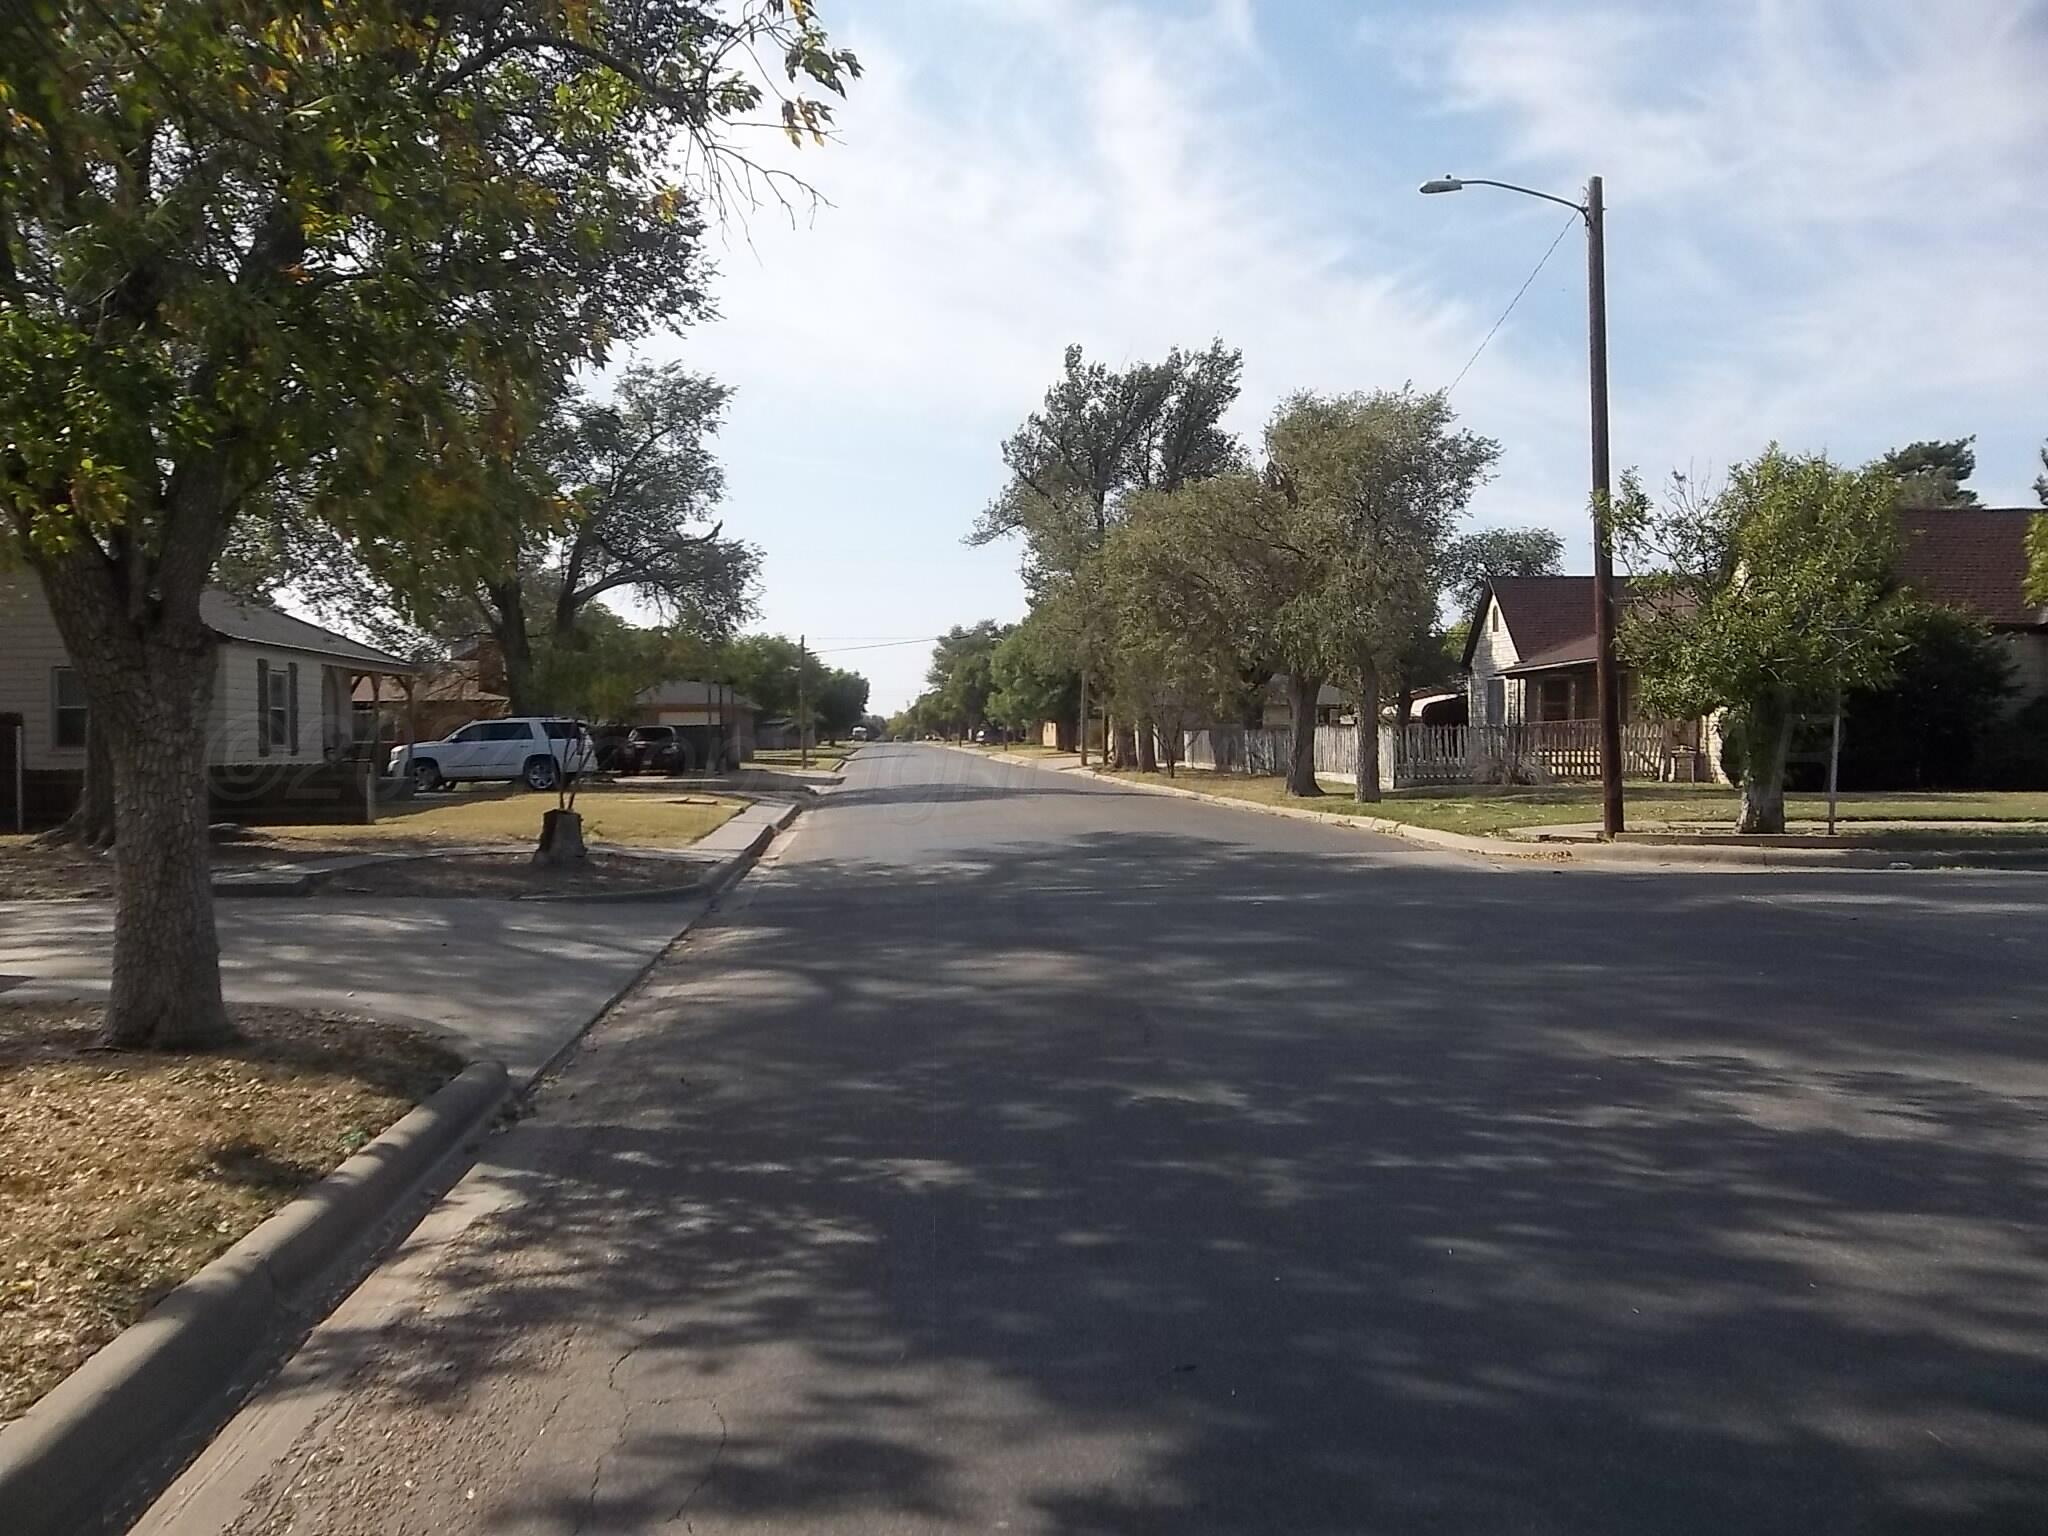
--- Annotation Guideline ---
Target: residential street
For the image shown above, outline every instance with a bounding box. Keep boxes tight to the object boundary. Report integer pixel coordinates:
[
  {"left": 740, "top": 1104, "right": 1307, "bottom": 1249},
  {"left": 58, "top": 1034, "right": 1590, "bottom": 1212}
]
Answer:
[{"left": 143, "top": 743, "right": 2048, "bottom": 1535}]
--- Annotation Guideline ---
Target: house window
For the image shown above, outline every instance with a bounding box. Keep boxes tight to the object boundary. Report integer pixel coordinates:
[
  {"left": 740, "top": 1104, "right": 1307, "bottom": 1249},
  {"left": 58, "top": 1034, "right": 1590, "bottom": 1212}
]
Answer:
[
  {"left": 262, "top": 667, "right": 290, "bottom": 753},
  {"left": 52, "top": 667, "right": 88, "bottom": 749},
  {"left": 1490, "top": 604, "right": 1500, "bottom": 633},
  {"left": 1483, "top": 677, "right": 1506, "bottom": 727}
]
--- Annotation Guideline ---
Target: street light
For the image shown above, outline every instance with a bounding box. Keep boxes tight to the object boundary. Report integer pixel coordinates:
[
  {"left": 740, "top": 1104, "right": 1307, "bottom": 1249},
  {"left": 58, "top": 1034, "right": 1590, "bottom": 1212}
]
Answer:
[{"left": 1421, "top": 171, "right": 1625, "bottom": 838}]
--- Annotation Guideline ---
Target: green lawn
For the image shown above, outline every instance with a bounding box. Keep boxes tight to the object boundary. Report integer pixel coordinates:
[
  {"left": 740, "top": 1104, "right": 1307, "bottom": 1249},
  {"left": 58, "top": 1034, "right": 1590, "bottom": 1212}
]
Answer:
[{"left": 1106, "top": 772, "right": 2048, "bottom": 838}]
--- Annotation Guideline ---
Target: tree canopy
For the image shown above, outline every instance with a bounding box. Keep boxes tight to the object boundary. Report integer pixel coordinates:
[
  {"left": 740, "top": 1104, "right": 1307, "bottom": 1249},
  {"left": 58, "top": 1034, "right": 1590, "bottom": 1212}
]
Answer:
[
  {"left": 1616, "top": 449, "right": 1909, "bottom": 832},
  {"left": 0, "top": 0, "right": 858, "bottom": 1047},
  {"left": 1442, "top": 525, "right": 1564, "bottom": 613},
  {"left": 1880, "top": 437, "right": 1979, "bottom": 507}
]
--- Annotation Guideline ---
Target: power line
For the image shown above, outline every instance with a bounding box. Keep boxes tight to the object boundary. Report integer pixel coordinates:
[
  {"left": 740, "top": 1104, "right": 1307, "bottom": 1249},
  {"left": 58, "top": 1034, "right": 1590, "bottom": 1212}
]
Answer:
[
  {"left": 808, "top": 636, "right": 942, "bottom": 655},
  {"left": 1445, "top": 212, "right": 1578, "bottom": 397}
]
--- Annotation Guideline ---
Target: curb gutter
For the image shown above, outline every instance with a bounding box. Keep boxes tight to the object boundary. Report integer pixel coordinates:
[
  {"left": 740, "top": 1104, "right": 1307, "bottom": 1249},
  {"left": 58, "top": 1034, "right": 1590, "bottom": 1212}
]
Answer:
[
  {"left": 0, "top": 1061, "right": 510, "bottom": 1536},
  {"left": 513, "top": 799, "right": 795, "bottom": 1092}
]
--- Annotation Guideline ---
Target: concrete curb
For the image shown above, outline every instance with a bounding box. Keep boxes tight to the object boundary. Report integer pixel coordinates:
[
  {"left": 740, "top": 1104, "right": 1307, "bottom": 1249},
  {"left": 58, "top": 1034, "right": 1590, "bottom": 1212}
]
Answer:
[
  {"left": 517, "top": 800, "right": 794, "bottom": 1093},
  {"left": 968, "top": 751, "right": 2044, "bottom": 871},
  {"left": 0, "top": 1061, "right": 511, "bottom": 1536}
]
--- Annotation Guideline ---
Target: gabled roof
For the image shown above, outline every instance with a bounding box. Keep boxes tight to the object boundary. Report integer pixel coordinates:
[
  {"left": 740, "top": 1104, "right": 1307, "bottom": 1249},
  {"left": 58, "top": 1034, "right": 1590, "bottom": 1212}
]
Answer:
[
  {"left": 199, "top": 591, "right": 416, "bottom": 671},
  {"left": 1460, "top": 576, "right": 1636, "bottom": 672},
  {"left": 1895, "top": 509, "right": 2045, "bottom": 627},
  {"left": 637, "top": 678, "right": 760, "bottom": 712}
]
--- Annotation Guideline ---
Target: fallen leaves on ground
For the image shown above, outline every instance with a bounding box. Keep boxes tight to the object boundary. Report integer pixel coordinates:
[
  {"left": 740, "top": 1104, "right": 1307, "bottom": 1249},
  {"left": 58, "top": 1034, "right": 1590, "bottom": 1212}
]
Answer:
[{"left": 0, "top": 1004, "right": 461, "bottom": 1422}]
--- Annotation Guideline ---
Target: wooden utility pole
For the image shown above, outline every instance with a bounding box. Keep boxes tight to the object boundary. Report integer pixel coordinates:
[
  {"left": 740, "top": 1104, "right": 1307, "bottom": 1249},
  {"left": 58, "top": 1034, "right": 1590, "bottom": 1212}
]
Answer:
[
  {"left": 1079, "top": 671, "right": 1089, "bottom": 766},
  {"left": 1586, "top": 174, "right": 1625, "bottom": 838},
  {"left": 798, "top": 634, "right": 810, "bottom": 770}
]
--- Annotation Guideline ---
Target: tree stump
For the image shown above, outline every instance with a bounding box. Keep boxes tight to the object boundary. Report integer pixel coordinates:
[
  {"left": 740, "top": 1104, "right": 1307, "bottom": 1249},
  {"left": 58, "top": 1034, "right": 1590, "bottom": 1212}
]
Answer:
[{"left": 534, "top": 808, "right": 588, "bottom": 867}]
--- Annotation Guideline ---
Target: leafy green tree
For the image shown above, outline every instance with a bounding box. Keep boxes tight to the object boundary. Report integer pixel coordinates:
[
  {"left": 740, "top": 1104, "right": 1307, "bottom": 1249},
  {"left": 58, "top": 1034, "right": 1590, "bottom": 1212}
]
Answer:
[
  {"left": 987, "top": 610, "right": 1081, "bottom": 738},
  {"left": 1266, "top": 389, "right": 1498, "bottom": 801},
  {"left": 353, "top": 362, "right": 759, "bottom": 714},
  {"left": 1099, "top": 487, "right": 1264, "bottom": 771},
  {"left": 2029, "top": 444, "right": 2048, "bottom": 607},
  {"left": 813, "top": 669, "right": 871, "bottom": 742},
  {"left": 1880, "top": 436, "right": 1979, "bottom": 507},
  {"left": 925, "top": 622, "right": 1009, "bottom": 736},
  {"left": 1616, "top": 449, "right": 1910, "bottom": 833},
  {"left": 719, "top": 634, "right": 809, "bottom": 719},
  {"left": 0, "top": 0, "right": 856, "bottom": 1048},
  {"left": 970, "top": 341, "right": 1241, "bottom": 764},
  {"left": 1442, "top": 526, "right": 1564, "bottom": 613}
]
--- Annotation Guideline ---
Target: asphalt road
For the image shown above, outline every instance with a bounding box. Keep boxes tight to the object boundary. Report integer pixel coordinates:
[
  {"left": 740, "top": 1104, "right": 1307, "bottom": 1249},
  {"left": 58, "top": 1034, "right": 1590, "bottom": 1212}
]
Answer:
[{"left": 142, "top": 744, "right": 2048, "bottom": 1534}]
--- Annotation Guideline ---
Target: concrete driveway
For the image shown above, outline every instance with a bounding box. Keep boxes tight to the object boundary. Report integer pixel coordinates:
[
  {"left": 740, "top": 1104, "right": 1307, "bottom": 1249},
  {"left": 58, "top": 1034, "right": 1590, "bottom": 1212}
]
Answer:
[{"left": 0, "top": 895, "right": 706, "bottom": 1081}]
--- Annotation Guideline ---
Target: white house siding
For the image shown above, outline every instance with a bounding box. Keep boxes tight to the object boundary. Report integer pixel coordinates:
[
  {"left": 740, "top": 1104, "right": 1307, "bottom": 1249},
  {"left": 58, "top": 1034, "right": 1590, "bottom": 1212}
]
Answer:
[
  {"left": 1, "top": 574, "right": 336, "bottom": 769},
  {"left": 1464, "top": 595, "right": 1528, "bottom": 726},
  {"left": 206, "top": 647, "right": 328, "bottom": 766},
  {"left": 0, "top": 572, "right": 81, "bottom": 770}
]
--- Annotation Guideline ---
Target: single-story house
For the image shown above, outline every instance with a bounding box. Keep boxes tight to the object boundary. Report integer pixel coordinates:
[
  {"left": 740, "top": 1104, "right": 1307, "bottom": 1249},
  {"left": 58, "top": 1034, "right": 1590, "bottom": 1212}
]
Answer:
[
  {"left": 632, "top": 678, "right": 758, "bottom": 761},
  {"left": 0, "top": 570, "right": 415, "bottom": 827},
  {"left": 1894, "top": 508, "right": 2048, "bottom": 706},
  {"left": 1462, "top": 575, "right": 1646, "bottom": 728}
]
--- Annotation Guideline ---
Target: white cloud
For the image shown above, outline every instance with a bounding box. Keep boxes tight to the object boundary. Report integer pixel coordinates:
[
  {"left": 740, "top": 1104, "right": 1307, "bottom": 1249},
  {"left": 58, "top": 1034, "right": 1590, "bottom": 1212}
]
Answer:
[{"left": 652, "top": 0, "right": 2048, "bottom": 708}]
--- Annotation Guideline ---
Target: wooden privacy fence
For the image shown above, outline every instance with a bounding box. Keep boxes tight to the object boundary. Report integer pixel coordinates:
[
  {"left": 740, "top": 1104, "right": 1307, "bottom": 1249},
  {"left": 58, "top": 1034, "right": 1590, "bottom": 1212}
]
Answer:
[{"left": 1183, "top": 719, "right": 1702, "bottom": 787}]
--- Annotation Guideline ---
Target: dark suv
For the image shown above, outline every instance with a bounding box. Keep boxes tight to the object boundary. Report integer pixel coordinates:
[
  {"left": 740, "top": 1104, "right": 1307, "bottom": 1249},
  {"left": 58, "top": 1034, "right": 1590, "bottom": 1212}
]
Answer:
[
  {"left": 627, "top": 725, "right": 692, "bottom": 774},
  {"left": 589, "top": 724, "right": 638, "bottom": 773}
]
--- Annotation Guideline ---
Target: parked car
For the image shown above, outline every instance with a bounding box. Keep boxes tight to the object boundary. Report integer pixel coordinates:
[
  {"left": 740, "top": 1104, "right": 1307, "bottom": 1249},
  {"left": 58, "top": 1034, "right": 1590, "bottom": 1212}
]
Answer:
[
  {"left": 588, "top": 724, "right": 638, "bottom": 774},
  {"left": 389, "top": 718, "right": 594, "bottom": 793},
  {"left": 627, "top": 725, "right": 693, "bottom": 775}
]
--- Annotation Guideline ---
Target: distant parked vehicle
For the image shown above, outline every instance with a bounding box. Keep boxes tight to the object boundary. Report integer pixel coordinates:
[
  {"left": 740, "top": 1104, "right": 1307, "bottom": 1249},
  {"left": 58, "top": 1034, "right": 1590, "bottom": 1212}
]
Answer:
[
  {"left": 850, "top": 725, "right": 869, "bottom": 741},
  {"left": 589, "top": 724, "right": 638, "bottom": 773},
  {"left": 627, "top": 725, "right": 692, "bottom": 775},
  {"left": 389, "top": 718, "right": 594, "bottom": 793}
]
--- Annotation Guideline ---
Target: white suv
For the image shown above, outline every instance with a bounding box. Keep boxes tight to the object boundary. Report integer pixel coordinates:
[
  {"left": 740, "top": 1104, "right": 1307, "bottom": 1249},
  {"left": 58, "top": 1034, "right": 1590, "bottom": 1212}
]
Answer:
[{"left": 390, "top": 718, "right": 594, "bottom": 793}]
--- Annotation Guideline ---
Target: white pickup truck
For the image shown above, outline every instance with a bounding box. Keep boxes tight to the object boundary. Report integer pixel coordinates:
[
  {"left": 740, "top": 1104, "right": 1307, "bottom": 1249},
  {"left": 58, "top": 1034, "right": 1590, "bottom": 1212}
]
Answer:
[{"left": 389, "top": 717, "right": 594, "bottom": 793}]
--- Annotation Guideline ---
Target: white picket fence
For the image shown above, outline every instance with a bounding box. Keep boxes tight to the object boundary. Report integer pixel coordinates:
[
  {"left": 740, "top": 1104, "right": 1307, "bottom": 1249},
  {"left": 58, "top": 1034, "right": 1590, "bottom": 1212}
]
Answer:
[{"left": 1182, "top": 721, "right": 1699, "bottom": 788}]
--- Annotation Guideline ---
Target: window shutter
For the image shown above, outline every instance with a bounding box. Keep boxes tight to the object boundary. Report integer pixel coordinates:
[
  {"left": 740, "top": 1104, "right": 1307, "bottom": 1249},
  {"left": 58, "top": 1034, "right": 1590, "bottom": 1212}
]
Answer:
[
  {"left": 288, "top": 663, "right": 300, "bottom": 755},
  {"left": 256, "top": 660, "right": 271, "bottom": 756}
]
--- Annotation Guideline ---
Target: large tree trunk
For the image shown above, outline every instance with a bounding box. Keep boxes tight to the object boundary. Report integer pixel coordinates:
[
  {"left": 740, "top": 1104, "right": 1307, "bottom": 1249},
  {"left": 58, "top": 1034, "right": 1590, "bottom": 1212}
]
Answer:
[
  {"left": 36, "top": 554, "right": 232, "bottom": 1049},
  {"left": 1737, "top": 692, "right": 1793, "bottom": 834},
  {"left": 1283, "top": 672, "right": 1324, "bottom": 797},
  {"left": 1354, "top": 668, "right": 1383, "bottom": 804},
  {"left": 104, "top": 672, "right": 231, "bottom": 1047},
  {"left": 489, "top": 581, "right": 536, "bottom": 715},
  {"left": 37, "top": 721, "right": 115, "bottom": 849},
  {"left": 1136, "top": 715, "right": 1158, "bottom": 774}
]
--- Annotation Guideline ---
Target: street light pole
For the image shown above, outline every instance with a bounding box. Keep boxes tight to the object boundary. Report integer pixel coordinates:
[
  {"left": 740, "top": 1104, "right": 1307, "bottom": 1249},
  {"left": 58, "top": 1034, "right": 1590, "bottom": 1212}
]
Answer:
[
  {"left": 1421, "top": 171, "right": 1625, "bottom": 836},
  {"left": 1583, "top": 175, "right": 1624, "bottom": 838}
]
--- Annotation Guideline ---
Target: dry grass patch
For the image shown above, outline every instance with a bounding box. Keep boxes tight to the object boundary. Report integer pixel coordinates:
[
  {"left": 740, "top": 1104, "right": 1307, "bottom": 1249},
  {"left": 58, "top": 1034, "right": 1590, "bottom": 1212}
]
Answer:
[
  {"left": 259, "top": 787, "right": 741, "bottom": 852},
  {"left": 322, "top": 848, "right": 707, "bottom": 899},
  {"left": 0, "top": 1003, "right": 461, "bottom": 1422}
]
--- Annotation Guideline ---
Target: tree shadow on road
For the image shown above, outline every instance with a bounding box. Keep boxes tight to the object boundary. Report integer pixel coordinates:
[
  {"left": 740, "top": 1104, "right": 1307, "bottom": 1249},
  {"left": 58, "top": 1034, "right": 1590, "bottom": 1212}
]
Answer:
[{"left": 264, "top": 829, "right": 2048, "bottom": 1535}]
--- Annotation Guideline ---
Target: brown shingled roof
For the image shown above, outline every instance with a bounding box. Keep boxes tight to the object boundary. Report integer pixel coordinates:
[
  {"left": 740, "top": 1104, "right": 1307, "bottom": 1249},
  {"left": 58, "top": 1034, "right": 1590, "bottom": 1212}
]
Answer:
[{"left": 1895, "top": 509, "right": 2045, "bottom": 628}]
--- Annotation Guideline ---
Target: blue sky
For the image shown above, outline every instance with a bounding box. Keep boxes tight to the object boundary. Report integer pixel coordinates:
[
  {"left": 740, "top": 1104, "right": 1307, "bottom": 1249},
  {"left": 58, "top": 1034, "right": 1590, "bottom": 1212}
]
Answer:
[{"left": 637, "top": 0, "right": 2048, "bottom": 712}]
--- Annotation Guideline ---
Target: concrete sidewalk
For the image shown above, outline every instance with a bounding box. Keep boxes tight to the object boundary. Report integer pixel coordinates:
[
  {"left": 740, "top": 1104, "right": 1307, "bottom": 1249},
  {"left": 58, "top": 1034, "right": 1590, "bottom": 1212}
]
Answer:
[
  {"left": 0, "top": 802, "right": 800, "bottom": 1081},
  {"left": 0, "top": 897, "right": 705, "bottom": 1082}
]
